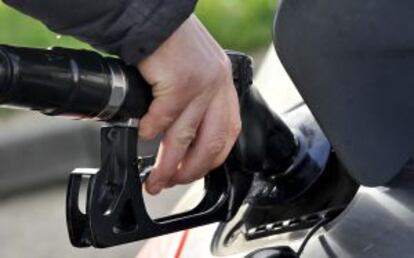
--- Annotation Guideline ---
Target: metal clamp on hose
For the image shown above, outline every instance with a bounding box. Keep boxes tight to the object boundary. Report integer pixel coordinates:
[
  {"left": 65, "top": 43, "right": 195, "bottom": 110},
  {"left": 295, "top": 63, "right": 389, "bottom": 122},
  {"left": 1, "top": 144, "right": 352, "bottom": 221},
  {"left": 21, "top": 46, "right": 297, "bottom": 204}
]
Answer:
[{"left": 96, "top": 60, "right": 128, "bottom": 121}]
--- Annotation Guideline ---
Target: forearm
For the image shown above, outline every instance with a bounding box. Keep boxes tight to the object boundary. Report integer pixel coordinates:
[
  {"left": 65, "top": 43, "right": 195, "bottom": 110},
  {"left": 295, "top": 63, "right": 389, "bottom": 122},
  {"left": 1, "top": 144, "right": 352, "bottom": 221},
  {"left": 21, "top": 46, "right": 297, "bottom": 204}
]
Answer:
[{"left": 3, "top": 0, "right": 197, "bottom": 64}]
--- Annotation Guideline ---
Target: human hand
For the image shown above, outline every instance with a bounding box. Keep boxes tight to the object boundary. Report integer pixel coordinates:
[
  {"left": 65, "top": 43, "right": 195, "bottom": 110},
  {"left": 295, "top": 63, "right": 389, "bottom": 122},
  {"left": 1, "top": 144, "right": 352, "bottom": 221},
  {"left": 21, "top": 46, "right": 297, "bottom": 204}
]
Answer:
[{"left": 138, "top": 15, "right": 241, "bottom": 195}]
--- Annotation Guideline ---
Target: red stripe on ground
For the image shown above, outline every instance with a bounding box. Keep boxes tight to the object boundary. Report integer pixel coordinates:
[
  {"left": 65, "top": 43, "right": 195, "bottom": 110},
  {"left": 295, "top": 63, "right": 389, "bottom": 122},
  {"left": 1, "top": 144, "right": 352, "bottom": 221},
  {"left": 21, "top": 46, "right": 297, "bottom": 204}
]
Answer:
[{"left": 174, "top": 230, "right": 190, "bottom": 258}]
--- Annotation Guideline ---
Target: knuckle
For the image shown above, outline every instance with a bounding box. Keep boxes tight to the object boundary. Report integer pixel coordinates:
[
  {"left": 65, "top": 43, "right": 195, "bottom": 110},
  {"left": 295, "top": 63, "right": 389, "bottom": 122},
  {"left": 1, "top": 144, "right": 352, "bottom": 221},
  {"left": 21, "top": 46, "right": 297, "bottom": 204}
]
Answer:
[
  {"left": 221, "top": 55, "right": 233, "bottom": 73},
  {"left": 152, "top": 83, "right": 171, "bottom": 98},
  {"left": 230, "top": 119, "right": 242, "bottom": 140},
  {"left": 147, "top": 105, "right": 176, "bottom": 128},
  {"left": 211, "top": 155, "right": 227, "bottom": 169},
  {"left": 216, "top": 52, "right": 231, "bottom": 69},
  {"left": 206, "top": 133, "right": 227, "bottom": 157},
  {"left": 206, "top": 56, "right": 232, "bottom": 86},
  {"left": 175, "top": 127, "right": 197, "bottom": 147},
  {"left": 220, "top": 56, "right": 233, "bottom": 78}
]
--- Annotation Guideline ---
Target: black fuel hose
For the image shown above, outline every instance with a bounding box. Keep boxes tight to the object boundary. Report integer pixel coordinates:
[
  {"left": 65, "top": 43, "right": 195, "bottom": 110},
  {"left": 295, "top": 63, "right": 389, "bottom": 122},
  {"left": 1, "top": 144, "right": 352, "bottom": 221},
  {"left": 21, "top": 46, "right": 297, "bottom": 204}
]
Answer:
[{"left": 0, "top": 45, "right": 152, "bottom": 121}]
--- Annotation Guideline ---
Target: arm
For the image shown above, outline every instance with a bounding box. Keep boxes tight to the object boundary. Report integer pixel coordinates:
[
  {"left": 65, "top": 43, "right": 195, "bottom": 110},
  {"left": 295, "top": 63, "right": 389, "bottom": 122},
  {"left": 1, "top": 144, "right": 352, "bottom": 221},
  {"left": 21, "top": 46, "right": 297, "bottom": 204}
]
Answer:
[{"left": 3, "top": 0, "right": 197, "bottom": 64}]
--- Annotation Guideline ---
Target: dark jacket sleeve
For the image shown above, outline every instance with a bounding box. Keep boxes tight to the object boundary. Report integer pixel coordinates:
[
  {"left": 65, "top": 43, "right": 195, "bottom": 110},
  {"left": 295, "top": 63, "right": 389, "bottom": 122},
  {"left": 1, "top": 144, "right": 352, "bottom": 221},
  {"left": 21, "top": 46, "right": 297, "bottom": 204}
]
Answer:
[{"left": 3, "top": 0, "right": 197, "bottom": 64}]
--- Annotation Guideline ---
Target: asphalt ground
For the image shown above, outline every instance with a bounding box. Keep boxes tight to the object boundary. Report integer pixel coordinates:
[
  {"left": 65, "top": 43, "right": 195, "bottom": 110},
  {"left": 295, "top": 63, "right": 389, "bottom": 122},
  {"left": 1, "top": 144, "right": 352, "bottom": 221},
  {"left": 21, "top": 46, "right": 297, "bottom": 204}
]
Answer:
[{"left": 0, "top": 180, "right": 193, "bottom": 258}]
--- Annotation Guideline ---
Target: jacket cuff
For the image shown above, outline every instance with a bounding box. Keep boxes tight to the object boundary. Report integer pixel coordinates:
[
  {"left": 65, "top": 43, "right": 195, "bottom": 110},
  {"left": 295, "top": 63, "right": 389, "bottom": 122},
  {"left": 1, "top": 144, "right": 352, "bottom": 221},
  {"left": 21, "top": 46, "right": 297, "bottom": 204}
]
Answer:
[{"left": 93, "top": 0, "right": 198, "bottom": 65}]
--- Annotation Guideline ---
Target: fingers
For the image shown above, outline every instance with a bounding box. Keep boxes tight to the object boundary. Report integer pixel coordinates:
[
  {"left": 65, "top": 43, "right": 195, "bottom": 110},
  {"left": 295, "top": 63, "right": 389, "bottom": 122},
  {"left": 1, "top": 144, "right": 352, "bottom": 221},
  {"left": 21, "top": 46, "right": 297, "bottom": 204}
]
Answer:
[
  {"left": 145, "top": 96, "right": 209, "bottom": 194},
  {"left": 139, "top": 95, "right": 182, "bottom": 140},
  {"left": 210, "top": 83, "right": 241, "bottom": 169},
  {"left": 139, "top": 79, "right": 197, "bottom": 140},
  {"left": 138, "top": 73, "right": 217, "bottom": 140},
  {"left": 171, "top": 83, "right": 241, "bottom": 185}
]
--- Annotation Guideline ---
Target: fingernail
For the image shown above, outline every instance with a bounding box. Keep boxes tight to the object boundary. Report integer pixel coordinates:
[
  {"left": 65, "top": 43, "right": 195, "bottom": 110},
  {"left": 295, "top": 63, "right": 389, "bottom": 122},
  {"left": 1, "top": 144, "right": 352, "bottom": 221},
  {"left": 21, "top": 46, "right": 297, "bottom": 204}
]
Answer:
[{"left": 147, "top": 182, "right": 164, "bottom": 195}]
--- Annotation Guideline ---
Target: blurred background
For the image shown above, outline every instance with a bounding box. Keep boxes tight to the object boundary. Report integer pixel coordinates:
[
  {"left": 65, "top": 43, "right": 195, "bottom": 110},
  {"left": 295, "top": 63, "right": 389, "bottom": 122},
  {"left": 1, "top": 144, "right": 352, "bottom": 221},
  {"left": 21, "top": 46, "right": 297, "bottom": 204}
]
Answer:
[{"left": 0, "top": 0, "right": 277, "bottom": 257}]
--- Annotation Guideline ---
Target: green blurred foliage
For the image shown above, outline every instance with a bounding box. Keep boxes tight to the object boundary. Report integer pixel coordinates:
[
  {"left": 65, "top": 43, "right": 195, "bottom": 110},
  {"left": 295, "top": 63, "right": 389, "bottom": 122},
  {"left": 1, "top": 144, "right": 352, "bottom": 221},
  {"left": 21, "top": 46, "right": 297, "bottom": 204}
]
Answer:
[
  {"left": 0, "top": 0, "right": 277, "bottom": 52},
  {"left": 0, "top": 4, "right": 88, "bottom": 49},
  {"left": 196, "top": 0, "right": 277, "bottom": 51}
]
